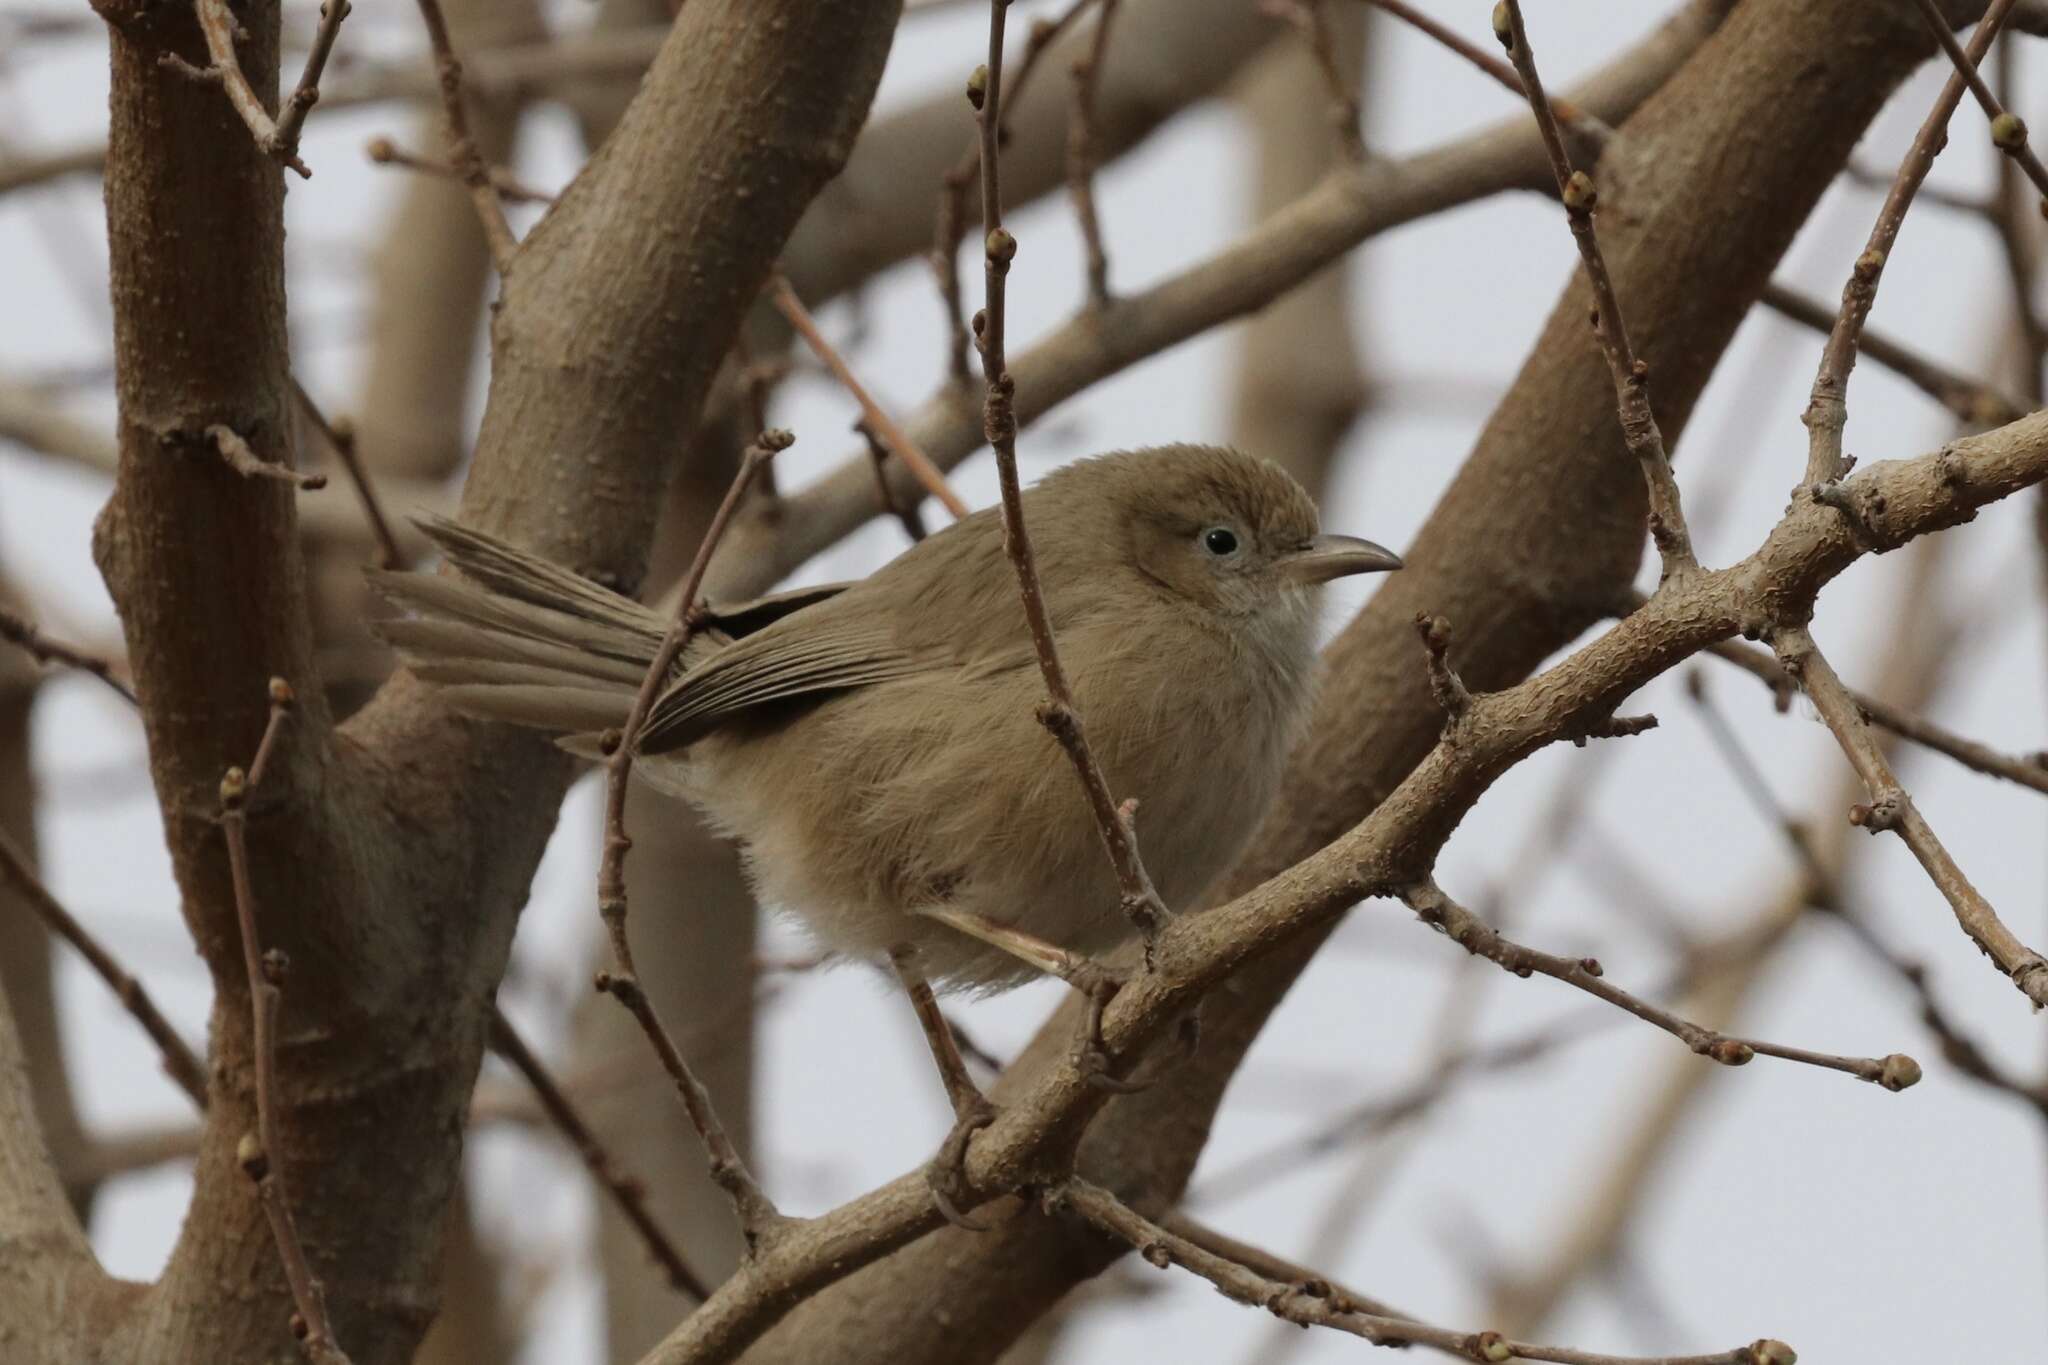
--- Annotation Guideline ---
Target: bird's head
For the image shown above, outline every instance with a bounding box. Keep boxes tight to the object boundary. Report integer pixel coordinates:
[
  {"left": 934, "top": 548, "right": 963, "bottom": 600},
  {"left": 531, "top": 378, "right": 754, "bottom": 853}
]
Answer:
[{"left": 1042, "top": 445, "right": 1401, "bottom": 632}]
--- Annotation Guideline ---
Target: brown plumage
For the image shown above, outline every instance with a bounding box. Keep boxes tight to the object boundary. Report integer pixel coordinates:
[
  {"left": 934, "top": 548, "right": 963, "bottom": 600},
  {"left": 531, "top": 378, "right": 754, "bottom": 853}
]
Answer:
[{"left": 370, "top": 444, "right": 1399, "bottom": 991}]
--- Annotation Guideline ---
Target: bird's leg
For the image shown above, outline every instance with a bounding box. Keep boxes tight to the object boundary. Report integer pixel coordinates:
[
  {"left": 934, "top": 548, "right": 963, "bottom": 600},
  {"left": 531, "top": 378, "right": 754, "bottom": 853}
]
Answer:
[
  {"left": 914, "top": 905, "right": 1185, "bottom": 1093},
  {"left": 889, "top": 945, "right": 997, "bottom": 1232}
]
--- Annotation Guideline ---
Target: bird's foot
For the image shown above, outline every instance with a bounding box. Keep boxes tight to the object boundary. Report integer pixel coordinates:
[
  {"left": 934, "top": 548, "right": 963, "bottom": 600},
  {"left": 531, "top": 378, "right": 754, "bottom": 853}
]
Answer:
[
  {"left": 924, "top": 1093, "right": 999, "bottom": 1231},
  {"left": 1074, "top": 979, "right": 1202, "bottom": 1095}
]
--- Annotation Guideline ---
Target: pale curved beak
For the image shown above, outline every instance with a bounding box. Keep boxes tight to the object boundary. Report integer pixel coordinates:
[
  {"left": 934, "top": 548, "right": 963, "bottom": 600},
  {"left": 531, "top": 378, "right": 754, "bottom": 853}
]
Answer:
[{"left": 1280, "top": 534, "right": 1404, "bottom": 584}]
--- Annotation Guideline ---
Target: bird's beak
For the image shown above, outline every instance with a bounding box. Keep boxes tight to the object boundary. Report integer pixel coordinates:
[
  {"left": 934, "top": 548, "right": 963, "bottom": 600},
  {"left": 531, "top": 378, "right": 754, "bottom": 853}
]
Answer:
[{"left": 1279, "top": 534, "right": 1404, "bottom": 584}]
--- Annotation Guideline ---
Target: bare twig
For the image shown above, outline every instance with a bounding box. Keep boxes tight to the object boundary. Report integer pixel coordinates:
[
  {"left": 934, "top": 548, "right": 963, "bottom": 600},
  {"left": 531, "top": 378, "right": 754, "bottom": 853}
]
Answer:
[
  {"left": 1802, "top": 0, "right": 2019, "bottom": 486},
  {"left": 1911, "top": 0, "right": 2048, "bottom": 202},
  {"left": 858, "top": 421, "right": 930, "bottom": 542},
  {"left": 487, "top": 1006, "right": 711, "bottom": 1300},
  {"left": 1704, "top": 637, "right": 2048, "bottom": 797},
  {"left": 932, "top": 0, "right": 1101, "bottom": 381},
  {"left": 596, "top": 431, "right": 793, "bottom": 1249},
  {"left": 767, "top": 276, "right": 968, "bottom": 519},
  {"left": 411, "top": 0, "right": 519, "bottom": 271},
  {"left": 364, "top": 135, "right": 555, "bottom": 205},
  {"left": 1065, "top": 0, "right": 1119, "bottom": 305},
  {"left": 1055, "top": 1179, "right": 1793, "bottom": 1364},
  {"left": 220, "top": 679, "right": 351, "bottom": 1365},
  {"left": 1760, "top": 283, "right": 2029, "bottom": 428},
  {"left": 973, "top": 0, "right": 1171, "bottom": 959},
  {"left": 0, "top": 606, "right": 135, "bottom": 704},
  {"left": 1400, "top": 881, "right": 1918, "bottom": 1089},
  {"left": 0, "top": 827, "right": 206, "bottom": 1107},
  {"left": 164, "top": 0, "right": 354, "bottom": 178},
  {"left": 290, "top": 379, "right": 402, "bottom": 570},
  {"left": 1496, "top": 0, "right": 1697, "bottom": 582},
  {"left": 209, "top": 424, "right": 327, "bottom": 491},
  {"left": 1259, "top": 0, "right": 1365, "bottom": 164},
  {"left": 1769, "top": 625, "right": 2048, "bottom": 1007}
]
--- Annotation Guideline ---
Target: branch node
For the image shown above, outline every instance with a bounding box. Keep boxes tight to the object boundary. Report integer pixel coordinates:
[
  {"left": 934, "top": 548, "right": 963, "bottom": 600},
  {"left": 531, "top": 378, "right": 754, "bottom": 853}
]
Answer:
[
  {"left": 1413, "top": 612, "right": 1472, "bottom": 732},
  {"left": 1847, "top": 788, "right": 1904, "bottom": 832}
]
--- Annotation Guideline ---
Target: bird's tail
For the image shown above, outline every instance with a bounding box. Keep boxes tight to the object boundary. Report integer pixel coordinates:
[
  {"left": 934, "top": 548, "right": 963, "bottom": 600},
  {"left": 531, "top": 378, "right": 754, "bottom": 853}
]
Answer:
[{"left": 368, "top": 516, "right": 680, "bottom": 741}]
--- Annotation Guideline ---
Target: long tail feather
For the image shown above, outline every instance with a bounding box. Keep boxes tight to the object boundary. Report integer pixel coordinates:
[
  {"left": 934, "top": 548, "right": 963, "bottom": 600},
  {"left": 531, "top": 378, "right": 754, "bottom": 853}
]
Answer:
[{"left": 367, "top": 516, "right": 677, "bottom": 743}]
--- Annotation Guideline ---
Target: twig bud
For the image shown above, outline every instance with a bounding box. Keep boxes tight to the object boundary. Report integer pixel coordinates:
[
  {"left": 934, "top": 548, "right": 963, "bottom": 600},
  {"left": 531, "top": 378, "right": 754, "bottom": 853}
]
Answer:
[
  {"left": 267, "top": 676, "right": 296, "bottom": 708},
  {"left": 1747, "top": 1340, "right": 1797, "bottom": 1365},
  {"left": 1473, "top": 1330, "right": 1514, "bottom": 1363},
  {"left": 1991, "top": 112, "right": 2028, "bottom": 151},
  {"left": 1852, "top": 248, "right": 1885, "bottom": 280},
  {"left": 1490, "top": 2, "right": 1512, "bottom": 47},
  {"left": 1561, "top": 170, "right": 1597, "bottom": 211},
  {"left": 220, "top": 766, "right": 248, "bottom": 809},
  {"left": 1877, "top": 1053, "right": 1922, "bottom": 1092},
  {"left": 261, "top": 948, "right": 290, "bottom": 985},
  {"left": 986, "top": 228, "right": 1018, "bottom": 264},
  {"left": 237, "top": 1131, "right": 268, "bottom": 1179},
  {"left": 1706, "top": 1038, "right": 1754, "bottom": 1066},
  {"left": 966, "top": 65, "right": 988, "bottom": 110}
]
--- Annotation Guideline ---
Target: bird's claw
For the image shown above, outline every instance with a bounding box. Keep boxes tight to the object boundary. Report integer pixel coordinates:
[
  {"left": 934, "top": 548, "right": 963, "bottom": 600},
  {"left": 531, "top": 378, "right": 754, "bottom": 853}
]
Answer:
[{"left": 924, "top": 1095, "right": 998, "bottom": 1232}]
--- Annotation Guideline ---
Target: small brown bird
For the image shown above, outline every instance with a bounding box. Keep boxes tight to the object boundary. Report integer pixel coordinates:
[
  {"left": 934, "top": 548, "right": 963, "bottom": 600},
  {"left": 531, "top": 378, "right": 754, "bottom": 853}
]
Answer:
[{"left": 373, "top": 444, "right": 1400, "bottom": 994}]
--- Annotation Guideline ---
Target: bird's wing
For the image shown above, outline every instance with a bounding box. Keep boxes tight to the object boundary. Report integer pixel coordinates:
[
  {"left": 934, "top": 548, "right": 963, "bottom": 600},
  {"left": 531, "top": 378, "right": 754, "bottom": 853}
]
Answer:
[{"left": 638, "top": 595, "right": 930, "bottom": 753}]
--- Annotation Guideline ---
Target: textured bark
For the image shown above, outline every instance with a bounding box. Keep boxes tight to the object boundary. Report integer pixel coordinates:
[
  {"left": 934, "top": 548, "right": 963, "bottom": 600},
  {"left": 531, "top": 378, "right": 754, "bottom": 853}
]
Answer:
[
  {"left": 739, "top": 3, "right": 1950, "bottom": 1359},
  {"left": 68, "top": 2, "right": 902, "bottom": 1361}
]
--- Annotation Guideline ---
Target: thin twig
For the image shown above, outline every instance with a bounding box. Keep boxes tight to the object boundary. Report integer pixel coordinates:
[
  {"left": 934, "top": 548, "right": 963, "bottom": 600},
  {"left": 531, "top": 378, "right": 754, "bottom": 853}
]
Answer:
[
  {"left": 932, "top": 0, "right": 1101, "bottom": 381},
  {"left": 290, "top": 378, "right": 402, "bottom": 570},
  {"left": 1054, "top": 1179, "right": 1794, "bottom": 1365},
  {"left": 1399, "top": 881, "right": 1920, "bottom": 1090},
  {"left": 1843, "top": 159, "right": 1996, "bottom": 218},
  {"left": 1990, "top": 39, "right": 2048, "bottom": 399},
  {"left": 767, "top": 276, "right": 968, "bottom": 518},
  {"left": 220, "top": 680, "right": 351, "bottom": 1365},
  {"left": 0, "top": 826, "right": 206, "bottom": 1107},
  {"left": 1911, "top": 0, "right": 2048, "bottom": 202},
  {"left": 1259, "top": 0, "right": 1365, "bottom": 164},
  {"left": 487, "top": 1006, "right": 711, "bottom": 1300},
  {"left": 411, "top": 0, "right": 519, "bottom": 271},
  {"left": 1769, "top": 625, "right": 2048, "bottom": 1007},
  {"left": 1496, "top": 0, "right": 1697, "bottom": 582},
  {"left": 1703, "top": 637, "right": 2048, "bottom": 797},
  {"left": 596, "top": 432, "right": 793, "bottom": 1249},
  {"left": 163, "top": 0, "right": 354, "bottom": 178},
  {"left": 364, "top": 135, "right": 555, "bottom": 205},
  {"left": 972, "top": 0, "right": 1171, "bottom": 956},
  {"left": 1065, "top": 0, "right": 1119, "bottom": 305},
  {"left": 858, "top": 421, "right": 930, "bottom": 542},
  {"left": 1801, "top": 0, "right": 2020, "bottom": 487},
  {"left": 1361, "top": 0, "right": 1609, "bottom": 145},
  {"left": 1760, "top": 283, "right": 2029, "bottom": 429},
  {"left": 0, "top": 606, "right": 135, "bottom": 704},
  {"left": 1158, "top": 1212, "right": 1422, "bottom": 1325},
  {"left": 209, "top": 424, "right": 327, "bottom": 492}
]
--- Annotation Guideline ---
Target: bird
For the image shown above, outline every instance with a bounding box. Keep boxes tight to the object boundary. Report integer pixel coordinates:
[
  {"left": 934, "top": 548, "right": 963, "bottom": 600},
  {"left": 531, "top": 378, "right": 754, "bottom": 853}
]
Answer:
[
  {"left": 370, "top": 444, "right": 1398, "bottom": 1209},
  {"left": 373, "top": 443, "right": 1399, "bottom": 988}
]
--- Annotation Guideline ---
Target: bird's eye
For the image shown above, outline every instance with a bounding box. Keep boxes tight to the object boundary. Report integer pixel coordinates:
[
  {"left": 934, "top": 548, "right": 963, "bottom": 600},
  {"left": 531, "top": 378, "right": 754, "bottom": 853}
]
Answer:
[{"left": 1202, "top": 527, "right": 1240, "bottom": 557}]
